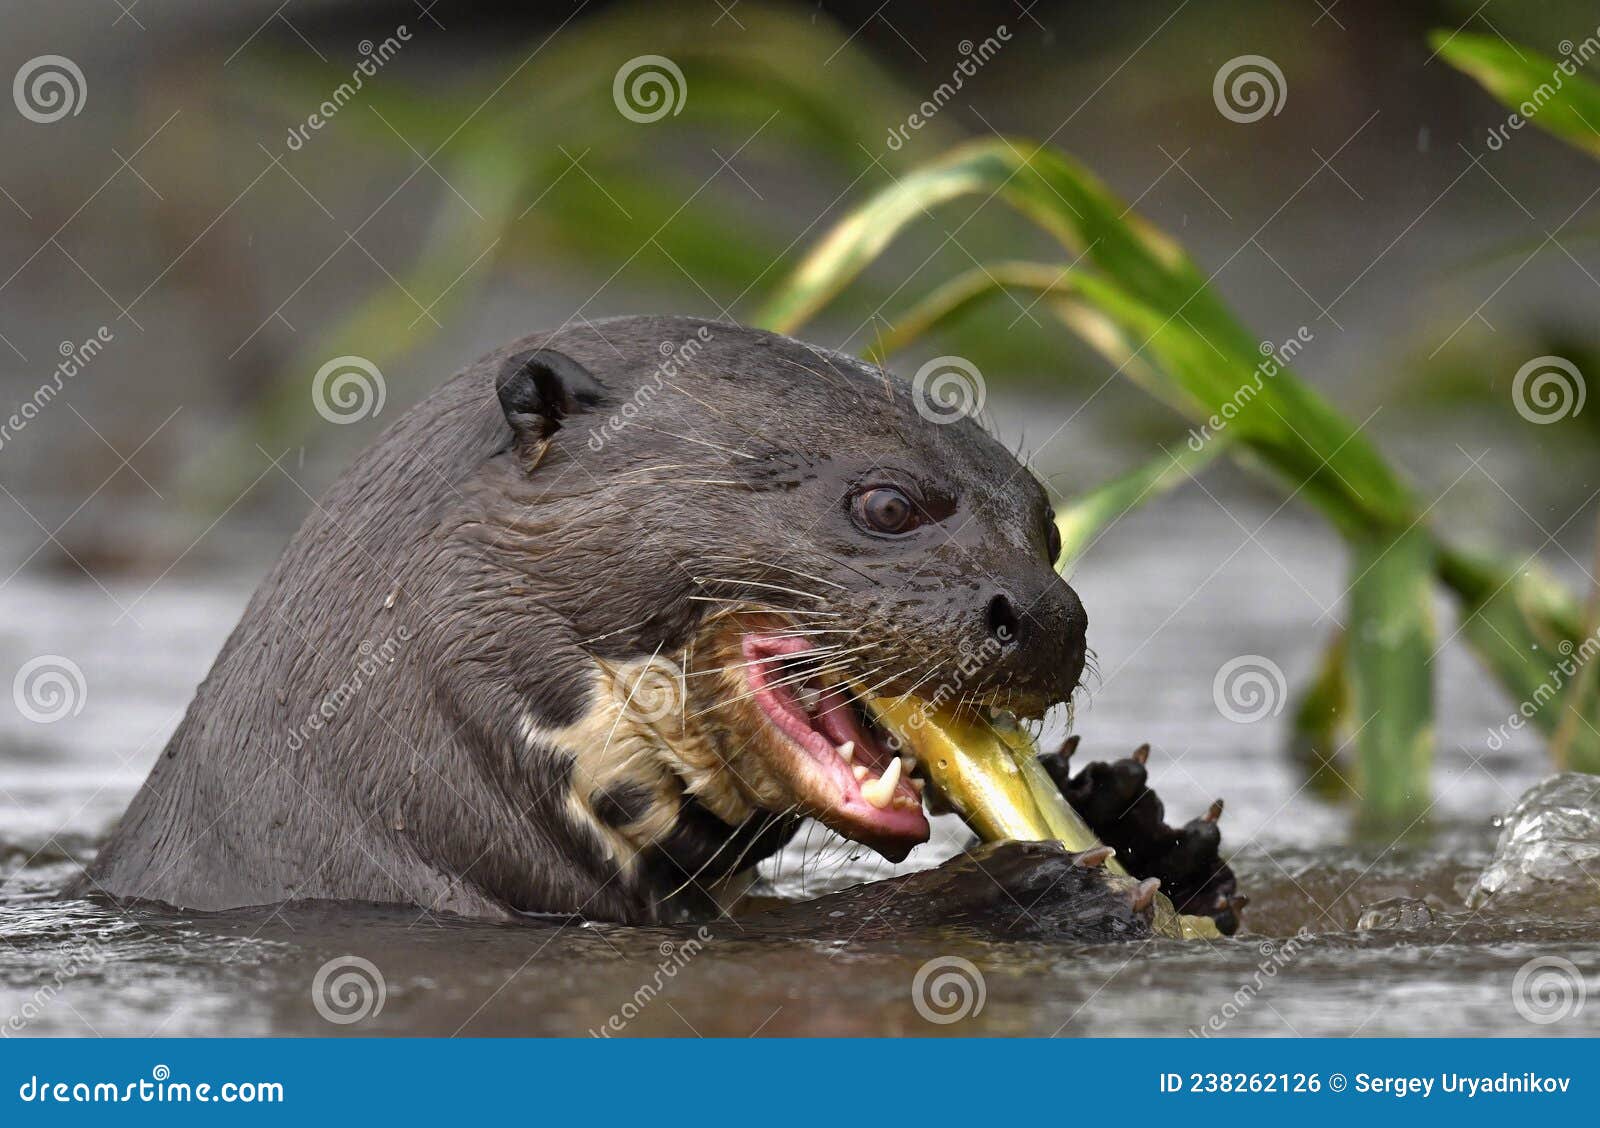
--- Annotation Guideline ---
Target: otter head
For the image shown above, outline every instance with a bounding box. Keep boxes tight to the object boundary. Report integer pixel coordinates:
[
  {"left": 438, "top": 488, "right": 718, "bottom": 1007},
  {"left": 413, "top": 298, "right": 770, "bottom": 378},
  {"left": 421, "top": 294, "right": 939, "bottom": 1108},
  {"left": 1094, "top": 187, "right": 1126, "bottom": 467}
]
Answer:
[{"left": 474, "top": 318, "right": 1086, "bottom": 873}]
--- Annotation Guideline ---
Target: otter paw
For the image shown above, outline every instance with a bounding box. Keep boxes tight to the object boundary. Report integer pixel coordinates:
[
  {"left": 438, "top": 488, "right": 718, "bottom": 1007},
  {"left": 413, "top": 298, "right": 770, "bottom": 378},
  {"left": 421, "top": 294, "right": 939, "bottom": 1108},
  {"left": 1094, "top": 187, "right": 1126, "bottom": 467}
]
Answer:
[{"left": 1038, "top": 737, "right": 1247, "bottom": 935}]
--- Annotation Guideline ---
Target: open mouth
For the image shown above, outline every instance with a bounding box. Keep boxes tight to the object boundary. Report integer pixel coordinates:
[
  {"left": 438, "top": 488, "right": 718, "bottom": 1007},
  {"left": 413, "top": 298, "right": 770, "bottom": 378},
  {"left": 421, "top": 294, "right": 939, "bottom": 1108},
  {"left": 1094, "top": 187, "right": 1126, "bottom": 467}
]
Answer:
[{"left": 742, "top": 633, "right": 931, "bottom": 857}]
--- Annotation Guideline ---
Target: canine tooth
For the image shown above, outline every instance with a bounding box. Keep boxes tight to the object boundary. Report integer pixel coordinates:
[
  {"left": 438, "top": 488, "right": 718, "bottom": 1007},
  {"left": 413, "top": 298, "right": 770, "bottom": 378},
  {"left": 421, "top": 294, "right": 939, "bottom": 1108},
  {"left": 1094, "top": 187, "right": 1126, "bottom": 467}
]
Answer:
[
  {"left": 853, "top": 764, "right": 868, "bottom": 781},
  {"left": 859, "top": 758, "right": 902, "bottom": 809},
  {"left": 836, "top": 741, "right": 855, "bottom": 762}
]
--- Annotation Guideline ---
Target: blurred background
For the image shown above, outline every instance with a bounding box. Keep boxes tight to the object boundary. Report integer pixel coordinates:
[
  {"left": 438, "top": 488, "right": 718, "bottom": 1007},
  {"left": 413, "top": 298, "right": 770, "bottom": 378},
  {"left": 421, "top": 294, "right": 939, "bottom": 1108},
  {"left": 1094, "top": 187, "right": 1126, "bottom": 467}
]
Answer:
[{"left": 4, "top": 0, "right": 1600, "bottom": 867}]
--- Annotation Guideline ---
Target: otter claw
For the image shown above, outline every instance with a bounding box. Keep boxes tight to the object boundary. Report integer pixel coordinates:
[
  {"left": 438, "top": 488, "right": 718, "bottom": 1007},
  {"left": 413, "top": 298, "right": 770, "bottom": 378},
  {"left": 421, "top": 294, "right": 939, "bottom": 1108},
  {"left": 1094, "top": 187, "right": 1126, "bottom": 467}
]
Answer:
[
  {"left": 1131, "top": 877, "right": 1161, "bottom": 913},
  {"left": 1041, "top": 738, "right": 1246, "bottom": 936},
  {"left": 1073, "top": 845, "right": 1116, "bottom": 869}
]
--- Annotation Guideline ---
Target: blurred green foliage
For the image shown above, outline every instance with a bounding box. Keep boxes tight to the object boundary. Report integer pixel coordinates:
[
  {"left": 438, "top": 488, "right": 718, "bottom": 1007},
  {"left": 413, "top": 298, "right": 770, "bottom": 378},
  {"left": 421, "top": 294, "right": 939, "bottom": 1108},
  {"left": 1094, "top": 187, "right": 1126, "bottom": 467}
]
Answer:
[
  {"left": 758, "top": 133, "right": 1600, "bottom": 825},
  {"left": 236, "top": 7, "right": 1600, "bottom": 827}
]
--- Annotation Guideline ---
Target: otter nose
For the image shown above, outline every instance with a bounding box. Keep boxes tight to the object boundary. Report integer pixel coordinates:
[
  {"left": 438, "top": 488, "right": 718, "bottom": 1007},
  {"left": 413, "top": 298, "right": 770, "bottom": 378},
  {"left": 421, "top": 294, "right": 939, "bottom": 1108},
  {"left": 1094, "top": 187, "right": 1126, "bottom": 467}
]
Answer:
[
  {"left": 985, "top": 591, "right": 1021, "bottom": 645},
  {"left": 989, "top": 580, "right": 1088, "bottom": 688},
  {"left": 1058, "top": 583, "right": 1089, "bottom": 685}
]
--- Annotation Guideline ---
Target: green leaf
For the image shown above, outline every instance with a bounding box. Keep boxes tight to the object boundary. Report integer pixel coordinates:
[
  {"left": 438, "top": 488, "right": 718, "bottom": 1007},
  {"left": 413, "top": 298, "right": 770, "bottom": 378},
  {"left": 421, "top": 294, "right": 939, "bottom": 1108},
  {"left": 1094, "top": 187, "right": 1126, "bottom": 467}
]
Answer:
[
  {"left": 1290, "top": 631, "right": 1360, "bottom": 802},
  {"left": 1053, "top": 440, "right": 1226, "bottom": 569},
  {"left": 1436, "top": 540, "right": 1600, "bottom": 771},
  {"left": 859, "top": 261, "right": 1079, "bottom": 363},
  {"left": 755, "top": 137, "right": 1450, "bottom": 823},
  {"left": 758, "top": 138, "right": 1417, "bottom": 538},
  {"left": 1432, "top": 31, "right": 1600, "bottom": 158},
  {"left": 1345, "top": 526, "right": 1436, "bottom": 827}
]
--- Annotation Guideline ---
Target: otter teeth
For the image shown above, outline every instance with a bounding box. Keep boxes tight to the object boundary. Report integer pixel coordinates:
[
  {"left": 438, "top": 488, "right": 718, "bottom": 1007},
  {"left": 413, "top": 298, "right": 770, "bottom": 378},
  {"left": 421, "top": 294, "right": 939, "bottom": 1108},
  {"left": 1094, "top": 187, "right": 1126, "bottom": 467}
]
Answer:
[
  {"left": 853, "top": 764, "right": 868, "bottom": 781},
  {"left": 836, "top": 741, "right": 855, "bottom": 762},
  {"left": 859, "top": 757, "right": 902, "bottom": 809}
]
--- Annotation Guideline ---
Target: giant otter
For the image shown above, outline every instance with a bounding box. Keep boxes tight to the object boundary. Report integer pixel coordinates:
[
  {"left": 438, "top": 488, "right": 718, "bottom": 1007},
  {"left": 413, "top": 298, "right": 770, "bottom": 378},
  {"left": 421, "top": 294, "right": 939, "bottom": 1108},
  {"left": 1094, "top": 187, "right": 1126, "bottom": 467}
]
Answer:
[{"left": 80, "top": 316, "right": 1236, "bottom": 934}]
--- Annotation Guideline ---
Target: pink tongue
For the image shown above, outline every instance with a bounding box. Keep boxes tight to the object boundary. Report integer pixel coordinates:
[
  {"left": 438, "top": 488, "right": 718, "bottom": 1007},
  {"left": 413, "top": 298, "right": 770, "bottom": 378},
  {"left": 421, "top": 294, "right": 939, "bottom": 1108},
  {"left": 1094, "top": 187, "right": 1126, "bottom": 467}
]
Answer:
[{"left": 813, "top": 687, "right": 877, "bottom": 756}]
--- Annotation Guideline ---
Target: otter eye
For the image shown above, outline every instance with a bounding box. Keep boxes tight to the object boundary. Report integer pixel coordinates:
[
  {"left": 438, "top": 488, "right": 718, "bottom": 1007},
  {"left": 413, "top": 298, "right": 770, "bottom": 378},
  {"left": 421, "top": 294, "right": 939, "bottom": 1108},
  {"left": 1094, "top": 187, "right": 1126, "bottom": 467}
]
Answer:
[
  {"left": 854, "top": 487, "right": 920, "bottom": 535},
  {"left": 1047, "top": 519, "right": 1062, "bottom": 564}
]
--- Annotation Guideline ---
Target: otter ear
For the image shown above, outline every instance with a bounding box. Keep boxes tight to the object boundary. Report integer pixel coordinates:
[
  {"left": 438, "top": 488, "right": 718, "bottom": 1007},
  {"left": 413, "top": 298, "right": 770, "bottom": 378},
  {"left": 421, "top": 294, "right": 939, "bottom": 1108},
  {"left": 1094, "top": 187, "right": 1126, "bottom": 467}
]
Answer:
[{"left": 496, "top": 348, "right": 604, "bottom": 439}]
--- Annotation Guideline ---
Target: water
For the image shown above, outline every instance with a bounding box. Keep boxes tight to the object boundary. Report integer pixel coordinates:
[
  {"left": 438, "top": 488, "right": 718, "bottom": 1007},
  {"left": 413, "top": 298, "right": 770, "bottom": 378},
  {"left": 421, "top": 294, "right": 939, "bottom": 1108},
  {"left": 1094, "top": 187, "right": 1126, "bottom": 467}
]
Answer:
[{"left": 3, "top": 492, "right": 1597, "bottom": 1037}]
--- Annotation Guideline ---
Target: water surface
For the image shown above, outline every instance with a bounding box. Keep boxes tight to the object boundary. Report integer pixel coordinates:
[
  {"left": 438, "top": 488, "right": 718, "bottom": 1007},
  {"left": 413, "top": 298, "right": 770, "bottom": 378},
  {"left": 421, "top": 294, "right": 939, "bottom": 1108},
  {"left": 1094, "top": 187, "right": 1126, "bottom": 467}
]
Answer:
[{"left": 2, "top": 493, "right": 1594, "bottom": 1037}]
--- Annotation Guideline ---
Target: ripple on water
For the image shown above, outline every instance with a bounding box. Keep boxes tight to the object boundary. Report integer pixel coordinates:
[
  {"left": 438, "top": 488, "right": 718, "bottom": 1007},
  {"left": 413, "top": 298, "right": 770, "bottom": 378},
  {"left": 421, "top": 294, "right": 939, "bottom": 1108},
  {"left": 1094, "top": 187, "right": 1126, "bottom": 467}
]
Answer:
[{"left": 1, "top": 561, "right": 1596, "bottom": 1035}]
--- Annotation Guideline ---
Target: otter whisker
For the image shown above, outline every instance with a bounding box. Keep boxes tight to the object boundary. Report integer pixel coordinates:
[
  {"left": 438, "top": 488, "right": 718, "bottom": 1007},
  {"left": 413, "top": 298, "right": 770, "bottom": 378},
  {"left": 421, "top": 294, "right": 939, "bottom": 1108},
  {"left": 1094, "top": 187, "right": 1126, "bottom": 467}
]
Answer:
[
  {"left": 662, "top": 802, "right": 798, "bottom": 904},
  {"left": 684, "top": 654, "right": 864, "bottom": 708},
  {"left": 679, "top": 642, "right": 847, "bottom": 675},
  {"left": 685, "top": 596, "right": 838, "bottom": 618},
  {"left": 699, "top": 656, "right": 863, "bottom": 699},
  {"left": 611, "top": 463, "right": 704, "bottom": 476},
  {"left": 725, "top": 642, "right": 868, "bottom": 674},
  {"left": 797, "top": 818, "right": 821, "bottom": 896},
  {"left": 844, "top": 655, "right": 929, "bottom": 706},
  {"left": 690, "top": 576, "right": 828, "bottom": 603},
  {"left": 631, "top": 425, "right": 758, "bottom": 461},
  {"left": 698, "top": 555, "right": 847, "bottom": 591},
  {"left": 881, "top": 659, "right": 950, "bottom": 705},
  {"left": 761, "top": 350, "right": 848, "bottom": 392},
  {"left": 680, "top": 656, "right": 867, "bottom": 720},
  {"left": 653, "top": 377, "right": 805, "bottom": 456},
  {"left": 593, "top": 642, "right": 671, "bottom": 765},
  {"left": 685, "top": 594, "right": 776, "bottom": 611},
  {"left": 678, "top": 642, "right": 856, "bottom": 681},
  {"left": 723, "top": 804, "right": 801, "bottom": 891}
]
